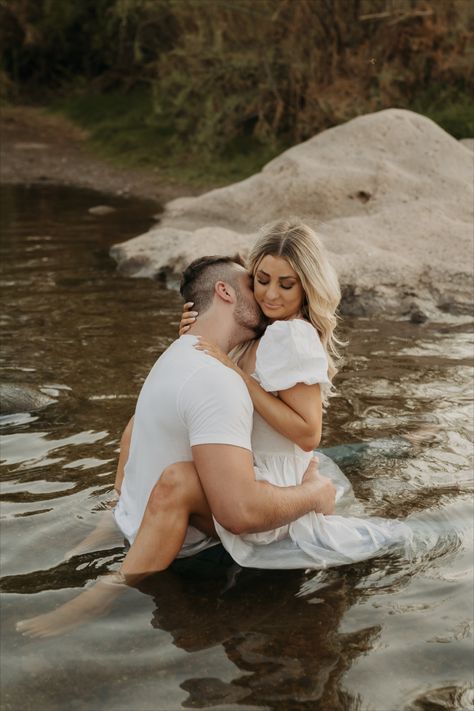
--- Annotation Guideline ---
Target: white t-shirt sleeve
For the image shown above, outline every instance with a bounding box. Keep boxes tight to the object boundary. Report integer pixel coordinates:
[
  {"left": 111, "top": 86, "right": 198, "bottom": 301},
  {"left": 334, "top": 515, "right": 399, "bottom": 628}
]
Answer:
[
  {"left": 178, "top": 363, "right": 253, "bottom": 450},
  {"left": 255, "top": 320, "right": 330, "bottom": 392}
]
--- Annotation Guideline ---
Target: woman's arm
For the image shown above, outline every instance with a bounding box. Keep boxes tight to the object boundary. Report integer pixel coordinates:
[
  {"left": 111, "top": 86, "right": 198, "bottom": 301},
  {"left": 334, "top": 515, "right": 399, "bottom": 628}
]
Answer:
[
  {"left": 243, "top": 375, "right": 322, "bottom": 452},
  {"left": 179, "top": 305, "right": 323, "bottom": 451},
  {"left": 194, "top": 340, "right": 322, "bottom": 451}
]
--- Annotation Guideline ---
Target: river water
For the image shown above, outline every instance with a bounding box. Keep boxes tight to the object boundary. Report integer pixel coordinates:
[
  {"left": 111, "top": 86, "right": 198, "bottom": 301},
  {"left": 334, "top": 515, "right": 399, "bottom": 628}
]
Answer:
[{"left": 0, "top": 184, "right": 472, "bottom": 711}]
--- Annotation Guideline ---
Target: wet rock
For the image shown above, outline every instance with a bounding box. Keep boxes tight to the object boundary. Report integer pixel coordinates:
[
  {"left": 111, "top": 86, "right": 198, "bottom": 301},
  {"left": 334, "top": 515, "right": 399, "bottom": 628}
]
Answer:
[
  {"left": 405, "top": 684, "right": 474, "bottom": 711},
  {"left": 88, "top": 205, "right": 116, "bottom": 216},
  {"left": 111, "top": 109, "right": 473, "bottom": 318},
  {"left": 113, "top": 252, "right": 153, "bottom": 277},
  {"left": 409, "top": 307, "right": 428, "bottom": 324},
  {"left": 0, "top": 383, "right": 56, "bottom": 415}
]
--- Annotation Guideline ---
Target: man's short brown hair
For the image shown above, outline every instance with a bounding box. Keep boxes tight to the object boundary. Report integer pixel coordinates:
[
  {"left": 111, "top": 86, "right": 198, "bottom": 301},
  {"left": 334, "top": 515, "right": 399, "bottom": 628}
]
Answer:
[{"left": 180, "top": 254, "right": 246, "bottom": 313}]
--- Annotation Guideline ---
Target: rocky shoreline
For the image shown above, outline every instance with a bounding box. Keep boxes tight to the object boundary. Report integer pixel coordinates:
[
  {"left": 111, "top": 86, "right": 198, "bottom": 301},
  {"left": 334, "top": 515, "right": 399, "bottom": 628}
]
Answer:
[
  {"left": 110, "top": 109, "right": 473, "bottom": 321},
  {"left": 2, "top": 106, "right": 472, "bottom": 322},
  {"left": 0, "top": 106, "right": 204, "bottom": 204}
]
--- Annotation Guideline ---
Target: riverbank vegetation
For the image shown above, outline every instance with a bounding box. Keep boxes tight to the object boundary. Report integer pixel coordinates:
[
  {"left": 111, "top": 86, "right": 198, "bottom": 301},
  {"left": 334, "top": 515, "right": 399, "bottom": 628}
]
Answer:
[{"left": 1, "top": 0, "right": 473, "bottom": 186}]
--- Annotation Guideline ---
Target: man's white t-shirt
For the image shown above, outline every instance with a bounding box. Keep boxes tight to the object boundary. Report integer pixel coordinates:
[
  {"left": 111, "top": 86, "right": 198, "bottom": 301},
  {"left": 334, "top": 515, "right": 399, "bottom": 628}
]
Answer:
[{"left": 114, "top": 335, "right": 253, "bottom": 557}]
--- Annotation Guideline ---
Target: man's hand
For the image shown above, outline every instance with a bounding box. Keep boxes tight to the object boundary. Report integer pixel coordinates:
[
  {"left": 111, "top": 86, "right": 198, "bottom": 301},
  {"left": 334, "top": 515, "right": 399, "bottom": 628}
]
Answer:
[{"left": 302, "top": 458, "right": 336, "bottom": 515}]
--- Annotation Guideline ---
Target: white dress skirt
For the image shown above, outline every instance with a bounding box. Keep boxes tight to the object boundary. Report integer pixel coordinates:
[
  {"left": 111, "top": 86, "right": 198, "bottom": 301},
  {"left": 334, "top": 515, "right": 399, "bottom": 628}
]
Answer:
[{"left": 214, "top": 319, "right": 413, "bottom": 570}]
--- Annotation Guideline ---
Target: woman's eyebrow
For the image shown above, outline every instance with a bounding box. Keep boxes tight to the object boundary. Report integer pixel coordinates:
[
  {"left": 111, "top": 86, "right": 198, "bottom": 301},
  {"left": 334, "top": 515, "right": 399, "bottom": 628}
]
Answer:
[{"left": 257, "top": 269, "right": 297, "bottom": 280}]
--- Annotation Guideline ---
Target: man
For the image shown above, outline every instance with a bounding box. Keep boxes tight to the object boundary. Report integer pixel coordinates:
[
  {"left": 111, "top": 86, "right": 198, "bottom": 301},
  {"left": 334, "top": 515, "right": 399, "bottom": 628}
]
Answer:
[
  {"left": 114, "top": 255, "right": 336, "bottom": 580},
  {"left": 17, "top": 255, "right": 335, "bottom": 638}
]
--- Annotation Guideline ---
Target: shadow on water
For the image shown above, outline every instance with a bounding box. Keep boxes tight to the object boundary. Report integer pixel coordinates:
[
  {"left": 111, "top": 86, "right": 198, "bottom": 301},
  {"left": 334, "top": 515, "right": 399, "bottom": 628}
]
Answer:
[{"left": 1, "top": 185, "right": 473, "bottom": 711}]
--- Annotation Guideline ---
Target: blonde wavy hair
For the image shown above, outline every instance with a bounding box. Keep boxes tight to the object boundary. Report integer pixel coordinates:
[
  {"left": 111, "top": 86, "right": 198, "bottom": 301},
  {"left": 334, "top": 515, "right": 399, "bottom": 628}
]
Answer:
[{"left": 246, "top": 219, "right": 343, "bottom": 400}]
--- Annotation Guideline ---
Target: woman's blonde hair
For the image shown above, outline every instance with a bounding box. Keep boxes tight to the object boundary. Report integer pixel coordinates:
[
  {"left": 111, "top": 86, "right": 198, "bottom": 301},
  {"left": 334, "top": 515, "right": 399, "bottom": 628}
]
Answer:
[{"left": 248, "top": 219, "right": 343, "bottom": 399}]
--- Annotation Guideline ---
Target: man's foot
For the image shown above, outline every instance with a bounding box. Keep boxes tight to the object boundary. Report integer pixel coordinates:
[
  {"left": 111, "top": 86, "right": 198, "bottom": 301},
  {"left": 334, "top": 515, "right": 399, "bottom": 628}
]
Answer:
[{"left": 16, "top": 573, "right": 127, "bottom": 638}]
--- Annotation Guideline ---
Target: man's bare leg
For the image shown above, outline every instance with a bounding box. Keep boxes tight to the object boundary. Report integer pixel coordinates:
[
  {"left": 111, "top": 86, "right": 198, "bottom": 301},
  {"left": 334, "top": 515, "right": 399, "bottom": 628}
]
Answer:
[
  {"left": 63, "top": 497, "right": 121, "bottom": 561},
  {"left": 121, "top": 462, "right": 215, "bottom": 584},
  {"left": 17, "top": 462, "right": 214, "bottom": 638},
  {"left": 63, "top": 418, "right": 134, "bottom": 560}
]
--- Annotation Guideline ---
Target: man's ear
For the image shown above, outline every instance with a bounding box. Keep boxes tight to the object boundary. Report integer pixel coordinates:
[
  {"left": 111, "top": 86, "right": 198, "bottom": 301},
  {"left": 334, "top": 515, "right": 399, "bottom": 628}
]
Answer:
[{"left": 215, "top": 281, "right": 235, "bottom": 303}]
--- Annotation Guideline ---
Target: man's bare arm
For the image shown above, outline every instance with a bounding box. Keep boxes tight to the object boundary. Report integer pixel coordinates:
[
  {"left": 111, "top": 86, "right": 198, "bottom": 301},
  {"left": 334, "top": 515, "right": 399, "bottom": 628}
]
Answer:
[
  {"left": 192, "top": 444, "right": 335, "bottom": 535},
  {"left": 114, "top": 416, "right": 134, "bottom": 495}
]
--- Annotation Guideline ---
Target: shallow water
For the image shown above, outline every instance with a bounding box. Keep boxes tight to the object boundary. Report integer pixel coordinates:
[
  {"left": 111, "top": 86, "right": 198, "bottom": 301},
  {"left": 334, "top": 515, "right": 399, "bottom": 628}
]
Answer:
[{"left": 1, "top": 184, "right": 473, "bottom": 711}]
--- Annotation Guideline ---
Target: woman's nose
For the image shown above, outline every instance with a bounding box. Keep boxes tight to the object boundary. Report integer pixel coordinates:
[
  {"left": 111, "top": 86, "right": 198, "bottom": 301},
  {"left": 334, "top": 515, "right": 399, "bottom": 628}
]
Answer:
[{"left": 266, "top": 283, "right": 279, "bottom": 300}]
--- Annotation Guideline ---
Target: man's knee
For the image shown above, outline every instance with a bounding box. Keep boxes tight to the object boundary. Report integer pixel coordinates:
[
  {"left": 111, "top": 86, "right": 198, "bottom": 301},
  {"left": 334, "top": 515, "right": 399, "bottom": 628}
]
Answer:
[{"left": 146, "top": 465, "right": 189, "bottom": 516}]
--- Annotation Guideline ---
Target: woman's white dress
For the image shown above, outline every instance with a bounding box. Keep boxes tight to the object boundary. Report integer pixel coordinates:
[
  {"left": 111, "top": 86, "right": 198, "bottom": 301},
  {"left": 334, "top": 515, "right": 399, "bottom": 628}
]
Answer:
[{"left": 214, "top": 320, "right": 412, "bottom": 569}]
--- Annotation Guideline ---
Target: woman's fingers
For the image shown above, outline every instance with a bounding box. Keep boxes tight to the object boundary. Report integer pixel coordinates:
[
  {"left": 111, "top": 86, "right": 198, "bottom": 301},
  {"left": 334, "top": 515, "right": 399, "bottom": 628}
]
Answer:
[
  {"left": 182, "top": 301, "right": 195, "bottom": 315},
  {"left": 179, "top": 318, "right": 196, "bottom": 336},
  {"left": 193, "top": 341, "right": 236, "bottom": 372},
  {"left": 178, "top": 304, "right": 198, "bottom": 336},
  {"left": 194, "top": 340, "right": 222, "bottom": 358},
  {"left": 194, "top": 340, "right": 214, "bottom": 353},
  {"left": 182, "top": 302, "right": 198, "bottom": 317}
]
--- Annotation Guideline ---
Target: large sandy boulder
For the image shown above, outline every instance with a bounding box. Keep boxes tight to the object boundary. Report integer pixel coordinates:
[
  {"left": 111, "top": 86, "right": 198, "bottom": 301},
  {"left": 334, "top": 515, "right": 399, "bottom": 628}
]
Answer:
[{"left": 110, "top": 109, "right": 473, "bottom": 318}]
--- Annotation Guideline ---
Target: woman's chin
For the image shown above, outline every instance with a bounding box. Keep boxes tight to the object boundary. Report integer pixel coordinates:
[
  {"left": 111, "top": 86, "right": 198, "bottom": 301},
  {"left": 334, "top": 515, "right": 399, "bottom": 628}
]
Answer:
[
  {"left": 260, "top": 306, "right": 284, "bottom": 319},
  {"left": 261, "top": 308, "right": 295, "bottom": 321}
]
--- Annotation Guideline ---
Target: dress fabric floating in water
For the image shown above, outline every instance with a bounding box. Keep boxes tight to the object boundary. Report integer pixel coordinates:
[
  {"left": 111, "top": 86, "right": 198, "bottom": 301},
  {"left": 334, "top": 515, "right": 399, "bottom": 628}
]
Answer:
[{"left": 214, "top": 320, "right": 413, "bottom": 569}]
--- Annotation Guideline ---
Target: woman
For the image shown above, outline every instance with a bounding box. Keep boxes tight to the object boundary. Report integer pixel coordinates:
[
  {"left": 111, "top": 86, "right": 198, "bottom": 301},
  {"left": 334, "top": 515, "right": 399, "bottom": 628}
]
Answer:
[{"left": 118, "top": 219, "right": 411, "bottom": 570}]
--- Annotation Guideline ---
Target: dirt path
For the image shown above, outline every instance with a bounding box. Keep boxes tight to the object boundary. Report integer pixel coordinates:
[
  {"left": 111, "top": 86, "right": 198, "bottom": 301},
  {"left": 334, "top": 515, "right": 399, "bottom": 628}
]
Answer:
[{"left": 0, "top": 106, "right": 203, "bottom": 203}]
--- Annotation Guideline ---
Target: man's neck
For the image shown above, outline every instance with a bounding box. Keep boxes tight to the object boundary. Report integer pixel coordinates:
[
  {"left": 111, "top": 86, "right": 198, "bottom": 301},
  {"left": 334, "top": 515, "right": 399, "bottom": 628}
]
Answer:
[{"left": 185, "top": 315, "right": 246, "bottom": 354}]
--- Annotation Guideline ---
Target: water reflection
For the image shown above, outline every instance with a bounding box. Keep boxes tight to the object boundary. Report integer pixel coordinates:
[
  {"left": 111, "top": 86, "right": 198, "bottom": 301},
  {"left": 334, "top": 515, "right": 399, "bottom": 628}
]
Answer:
[
  {"left": 142, "top": 567, "right": 375, "bottom": 710},
  {"left": 1, "top": 185, "right": 473, "bottom": 711}
]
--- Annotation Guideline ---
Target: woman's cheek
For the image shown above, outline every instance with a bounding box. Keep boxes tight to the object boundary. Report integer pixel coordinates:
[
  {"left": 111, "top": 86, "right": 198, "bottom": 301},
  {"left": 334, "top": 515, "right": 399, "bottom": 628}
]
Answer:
[{"left": 253, "top": 284, "right": 264, "bottom": 303}]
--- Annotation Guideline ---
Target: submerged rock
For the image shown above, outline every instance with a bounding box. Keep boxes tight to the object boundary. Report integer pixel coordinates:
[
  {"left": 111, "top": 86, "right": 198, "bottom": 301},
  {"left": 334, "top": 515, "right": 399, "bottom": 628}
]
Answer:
[
  {"left": 88, "top": 205, "right": 116, "bottom": 216},
  {"left": 110, "top": 109, "right": 473, "bottom": 317},
  {"left": 409, "top": 306, "right": 429, "bottom": 324},
  {"left": 0, "top": 383, "right": 56, "bottom": 415}
]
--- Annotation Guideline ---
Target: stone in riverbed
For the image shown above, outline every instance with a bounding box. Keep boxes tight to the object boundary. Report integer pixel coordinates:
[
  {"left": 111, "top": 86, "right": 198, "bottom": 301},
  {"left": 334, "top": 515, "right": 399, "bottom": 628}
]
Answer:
[
  {"left": 110, "top": 109, "right": 473, "bottom": 318},
  {"left": 88, "top": 205, "right": 116, "bottom": 216},
  {"left": 0, "top": 383, "right": 56, "bottom": 415},
  {"left": 409, "top": 306, "right": 429, "bottom": 324}
]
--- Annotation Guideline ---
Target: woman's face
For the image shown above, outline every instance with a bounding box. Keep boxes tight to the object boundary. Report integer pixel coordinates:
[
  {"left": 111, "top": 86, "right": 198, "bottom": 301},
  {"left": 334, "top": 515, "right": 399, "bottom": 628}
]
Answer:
[{"left": 253, "top": 254, "right": 305, "bottom": 322}]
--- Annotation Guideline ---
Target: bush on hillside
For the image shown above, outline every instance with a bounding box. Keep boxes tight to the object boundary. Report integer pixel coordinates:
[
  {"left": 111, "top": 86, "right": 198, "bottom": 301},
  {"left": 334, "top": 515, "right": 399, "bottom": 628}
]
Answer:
[{"left": 1, "top": 0, "right": 472, "bottom": 152}]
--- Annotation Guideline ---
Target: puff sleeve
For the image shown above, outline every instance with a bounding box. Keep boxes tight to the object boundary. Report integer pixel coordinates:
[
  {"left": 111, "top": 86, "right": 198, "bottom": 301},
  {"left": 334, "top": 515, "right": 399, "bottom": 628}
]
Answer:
[{"left": 254, "top": 320, "right": 330, "bottom": 392}]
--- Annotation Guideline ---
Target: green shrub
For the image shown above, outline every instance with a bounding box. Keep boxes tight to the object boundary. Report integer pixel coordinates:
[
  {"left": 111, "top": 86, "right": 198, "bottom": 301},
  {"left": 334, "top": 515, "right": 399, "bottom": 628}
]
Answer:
[{"left": 2, "top": 0, "right": 473, "bottom": 177}]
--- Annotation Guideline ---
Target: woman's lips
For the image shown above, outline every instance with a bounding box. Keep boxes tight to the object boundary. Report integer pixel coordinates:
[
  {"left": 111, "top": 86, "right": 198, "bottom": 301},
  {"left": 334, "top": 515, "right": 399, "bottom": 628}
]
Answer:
[{"left": 263, "top": 303, "right": 281, "bottom": 310}]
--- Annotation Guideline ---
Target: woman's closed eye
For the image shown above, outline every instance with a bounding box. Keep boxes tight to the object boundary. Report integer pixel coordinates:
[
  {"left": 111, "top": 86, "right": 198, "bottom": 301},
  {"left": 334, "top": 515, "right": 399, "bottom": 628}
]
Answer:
[{"left": 256, "top": 278, "right": 294, "bottom": 290}]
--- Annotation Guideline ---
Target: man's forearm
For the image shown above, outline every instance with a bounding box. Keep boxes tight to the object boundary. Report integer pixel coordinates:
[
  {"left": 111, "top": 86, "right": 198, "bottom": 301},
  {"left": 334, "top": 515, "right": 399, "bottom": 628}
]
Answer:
[
  {"left": 238, "top": 478, "right": 324, "bottom": 534},
  {"left": 192, "top": 445, "right": 335, "bottom": 537}
]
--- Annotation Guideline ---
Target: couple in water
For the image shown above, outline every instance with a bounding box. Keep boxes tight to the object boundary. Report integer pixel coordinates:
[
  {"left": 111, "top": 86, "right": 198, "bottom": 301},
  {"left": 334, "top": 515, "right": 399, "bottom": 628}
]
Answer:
[{"left": 18, "top": 219, "right": 411, "bottom": 638}]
